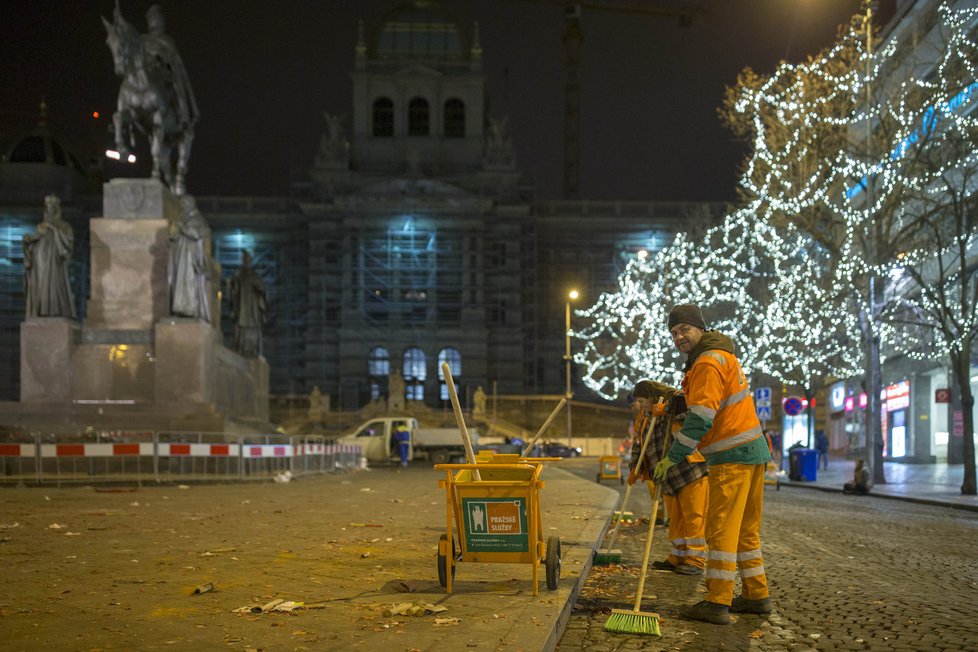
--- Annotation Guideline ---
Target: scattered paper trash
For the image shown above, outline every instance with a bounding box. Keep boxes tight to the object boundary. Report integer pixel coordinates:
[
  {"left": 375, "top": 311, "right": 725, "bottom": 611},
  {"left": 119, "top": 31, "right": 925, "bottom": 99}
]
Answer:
[{"left": 48, "top": 523, "right": 65, "bottom": 529}]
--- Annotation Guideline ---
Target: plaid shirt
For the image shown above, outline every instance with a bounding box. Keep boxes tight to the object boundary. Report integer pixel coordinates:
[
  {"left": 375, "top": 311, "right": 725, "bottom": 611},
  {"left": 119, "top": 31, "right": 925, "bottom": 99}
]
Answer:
[{"left": 629, "top": 389, "right": 709, "bottom": 496}]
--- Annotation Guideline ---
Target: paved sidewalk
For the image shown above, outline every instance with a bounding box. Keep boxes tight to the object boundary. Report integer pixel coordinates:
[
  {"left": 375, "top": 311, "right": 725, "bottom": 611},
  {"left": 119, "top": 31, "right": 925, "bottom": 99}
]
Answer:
[
  {"left": 0, "top": 461, "right": 618, "bottom": 651},
  {"left": 780, "top": 455, "right": 978, "bottom": 511}
]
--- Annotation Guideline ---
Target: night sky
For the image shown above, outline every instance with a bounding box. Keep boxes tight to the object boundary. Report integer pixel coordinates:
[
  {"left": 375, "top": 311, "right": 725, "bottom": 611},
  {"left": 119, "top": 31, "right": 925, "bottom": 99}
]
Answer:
[{"left": 0, "top": 0, "right": 868, "bottom": 202}]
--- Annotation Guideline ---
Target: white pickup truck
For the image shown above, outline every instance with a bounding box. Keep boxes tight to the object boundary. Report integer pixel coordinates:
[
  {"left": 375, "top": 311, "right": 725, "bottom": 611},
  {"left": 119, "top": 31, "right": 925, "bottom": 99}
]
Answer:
[{"left": 336, "top": 417, "right": 478, "bottom": 464}]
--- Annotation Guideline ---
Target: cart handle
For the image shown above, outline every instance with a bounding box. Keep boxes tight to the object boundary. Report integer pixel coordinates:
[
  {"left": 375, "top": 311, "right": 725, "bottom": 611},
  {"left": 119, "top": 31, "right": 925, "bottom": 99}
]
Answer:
[{"left": 435, "top": 463, "right": 543, "bottom": 471}]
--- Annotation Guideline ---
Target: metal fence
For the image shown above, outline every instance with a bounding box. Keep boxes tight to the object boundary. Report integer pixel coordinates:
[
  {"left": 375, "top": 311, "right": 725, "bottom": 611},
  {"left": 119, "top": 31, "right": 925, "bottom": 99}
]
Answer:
[{"left": 0, "top": 430, "right": 361, "bottom": 486}]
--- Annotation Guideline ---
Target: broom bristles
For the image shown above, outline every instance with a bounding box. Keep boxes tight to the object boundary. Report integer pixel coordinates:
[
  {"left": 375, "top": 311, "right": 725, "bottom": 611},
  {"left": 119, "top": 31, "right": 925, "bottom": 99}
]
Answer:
[{"left": 603, "top": 608, "right": 661, "bottom": 636}]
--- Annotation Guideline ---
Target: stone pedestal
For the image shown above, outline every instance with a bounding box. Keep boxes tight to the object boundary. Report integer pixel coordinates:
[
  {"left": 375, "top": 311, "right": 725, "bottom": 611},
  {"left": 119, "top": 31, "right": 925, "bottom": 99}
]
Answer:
[
  {"left": 86, "top": 179, "right": 181, "bottom": 330},
  {"left": 8, "top": 178, "right": 271, "bottom": 433},
  {"left": 102, "top": 178, "right": 182, "bottom": 220},
  {"left": 20, "top": 318, "right": 77, "bottom": 402},
  {"left": 155, "top": 319, "right": 217, "bottom": 405}
]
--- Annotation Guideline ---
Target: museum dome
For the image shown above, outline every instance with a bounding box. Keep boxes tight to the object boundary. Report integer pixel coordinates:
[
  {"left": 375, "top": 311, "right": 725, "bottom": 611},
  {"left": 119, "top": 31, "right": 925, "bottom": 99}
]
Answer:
[
  {"left": 6, "top": 128, "right": 85, "bottom": 174},
  {"left": 4, "top": 103, "right": 85, "bottom": 174},
  {"left": 372, "top": 0, "right": 469, "bottom": 60}
]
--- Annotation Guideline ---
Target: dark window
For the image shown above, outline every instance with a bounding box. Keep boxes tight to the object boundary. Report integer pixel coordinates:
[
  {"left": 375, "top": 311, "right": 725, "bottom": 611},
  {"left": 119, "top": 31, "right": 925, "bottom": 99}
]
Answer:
[
  {"left": 373, "top": 97, "right": 394, "bottom": 137},
  {"left": 408, "top": 97, "right": 429, "bottom": 136},
  {"left": 443, "top": 98, "right": 465, "bottom": 138}
]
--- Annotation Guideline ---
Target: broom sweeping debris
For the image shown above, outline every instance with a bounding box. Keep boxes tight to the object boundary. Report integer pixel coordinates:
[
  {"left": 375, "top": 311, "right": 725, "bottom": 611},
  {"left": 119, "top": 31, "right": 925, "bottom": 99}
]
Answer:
[
  {"left": 604, "top": 420, "right": 674, "bottom": 637},
  {"left": 603, "top": 483, "right": 664, "bottom": 636}
]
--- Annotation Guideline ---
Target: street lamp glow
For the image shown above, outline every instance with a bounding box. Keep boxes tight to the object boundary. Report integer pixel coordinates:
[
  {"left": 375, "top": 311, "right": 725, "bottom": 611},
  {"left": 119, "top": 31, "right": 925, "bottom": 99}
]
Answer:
[{"left": 564, "top": 289, "right": 580, "bottom": 446}]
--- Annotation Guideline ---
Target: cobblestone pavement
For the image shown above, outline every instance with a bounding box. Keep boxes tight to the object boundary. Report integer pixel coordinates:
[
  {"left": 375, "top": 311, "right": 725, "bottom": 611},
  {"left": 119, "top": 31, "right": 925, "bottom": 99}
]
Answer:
[{"left": 557, "top": 458, "right": 978, "bottom": 651}]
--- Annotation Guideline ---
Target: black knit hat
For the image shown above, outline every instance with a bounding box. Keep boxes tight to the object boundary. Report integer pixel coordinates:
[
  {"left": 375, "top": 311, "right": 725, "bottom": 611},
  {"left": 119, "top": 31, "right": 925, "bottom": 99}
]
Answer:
[{"left": 668, "top": 304, "right": 706, "bottom": 330}]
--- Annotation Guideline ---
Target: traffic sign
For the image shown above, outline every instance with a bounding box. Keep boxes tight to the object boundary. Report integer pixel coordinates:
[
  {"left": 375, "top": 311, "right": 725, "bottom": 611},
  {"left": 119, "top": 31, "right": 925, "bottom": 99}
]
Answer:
[
  {"left": 755, "top": 387, "right": 771, "bottom": 402},
  {"left": 756, "top": 405, "right": 771, "bottom": 421},
  {"left": 756, "top": 399, "right": 771, "bottom": 408},
  {"left": 783, "top": 396, "right": 805, "bottom": 416}
]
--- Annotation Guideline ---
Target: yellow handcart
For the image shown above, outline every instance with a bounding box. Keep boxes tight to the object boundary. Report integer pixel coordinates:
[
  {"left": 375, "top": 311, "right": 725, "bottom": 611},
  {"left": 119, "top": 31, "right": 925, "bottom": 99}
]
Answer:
[
  {"left": 596, "top": 455, "right": 624, "bottom": 484},
  {"left": 435, "top": 453, "right": 562, "bottom": 595}
]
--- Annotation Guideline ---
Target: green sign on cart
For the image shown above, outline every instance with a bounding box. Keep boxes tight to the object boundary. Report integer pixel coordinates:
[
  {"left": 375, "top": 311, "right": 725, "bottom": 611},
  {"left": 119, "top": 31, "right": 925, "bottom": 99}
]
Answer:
[{"left": 461, "top": 497, "right": 530, "bottom": 552}]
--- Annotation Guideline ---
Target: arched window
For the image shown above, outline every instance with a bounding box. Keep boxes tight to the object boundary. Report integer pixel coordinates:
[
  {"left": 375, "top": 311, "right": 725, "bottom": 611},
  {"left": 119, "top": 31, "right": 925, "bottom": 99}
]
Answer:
[
  {"left": 438, "top": 348, "right": 462, "bottom": 401},
  {"left": 443, "top": 98, "right": 465, "bottom": 138},
  {"left": 368, "top": 346, "right": 390, "bottom": 401},
  {"left": 408, "top": 97, "right": 429, "bottom": 136},
  {"left": 403, "top": 347, "right": 427, "bottom": 401},
  {"left": 372, "top": 97, "right": 394, "bottom": 137}
]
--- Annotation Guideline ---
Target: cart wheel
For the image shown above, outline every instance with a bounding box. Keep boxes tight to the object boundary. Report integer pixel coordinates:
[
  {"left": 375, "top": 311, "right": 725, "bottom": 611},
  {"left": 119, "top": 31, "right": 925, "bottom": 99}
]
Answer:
[
  {"left": 545, "top": 536, "right": 561, "bottom": 590},
  {"left": 437, "top": 533, "right": 457, "bottom": 587}
]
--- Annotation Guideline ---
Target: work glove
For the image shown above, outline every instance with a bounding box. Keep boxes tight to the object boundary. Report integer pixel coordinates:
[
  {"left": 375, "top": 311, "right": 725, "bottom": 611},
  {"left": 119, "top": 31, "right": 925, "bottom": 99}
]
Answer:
[
  {"left": 653, "top": 456, "right": 676, "bottom": 483},
  {"left": 627, "top": 468, "right": 637, "bottom": 486},
  {"left": 650, "top": 402, "right": 666, "bottom": 417}
]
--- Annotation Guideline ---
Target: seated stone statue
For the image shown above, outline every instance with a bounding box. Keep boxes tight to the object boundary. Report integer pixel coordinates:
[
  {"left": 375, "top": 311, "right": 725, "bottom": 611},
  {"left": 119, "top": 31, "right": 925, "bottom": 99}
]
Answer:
[{"left": 23, "top": 195, "right": 76, "bottom": 319}]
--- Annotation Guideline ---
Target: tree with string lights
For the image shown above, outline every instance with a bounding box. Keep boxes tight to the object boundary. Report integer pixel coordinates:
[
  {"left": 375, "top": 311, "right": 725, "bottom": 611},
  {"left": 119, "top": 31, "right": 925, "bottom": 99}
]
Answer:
[{"left": 725, "top": 3, "right": 978, "bottom": 489}]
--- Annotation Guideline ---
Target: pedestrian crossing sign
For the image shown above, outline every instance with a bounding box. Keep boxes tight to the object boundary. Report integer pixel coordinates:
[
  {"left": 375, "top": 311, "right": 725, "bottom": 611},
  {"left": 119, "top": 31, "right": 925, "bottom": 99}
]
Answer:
[{"left": 757, "top": 405, "right": 771, "bottom": 421}]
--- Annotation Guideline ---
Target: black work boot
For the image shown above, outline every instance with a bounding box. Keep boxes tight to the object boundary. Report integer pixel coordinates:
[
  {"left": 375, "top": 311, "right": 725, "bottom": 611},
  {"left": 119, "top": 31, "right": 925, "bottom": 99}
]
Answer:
[
  {"left": 730, "top": 595, "right": 774, "bottom": 614},
  {"left": 650, "top": 559, "right": 676, "bottom": 571},
  {"left": 673, "top": 563, "right": 704, "bottom": 576},
  {"left": 679, "top": 600, "right": 730, "bottom": 625}
]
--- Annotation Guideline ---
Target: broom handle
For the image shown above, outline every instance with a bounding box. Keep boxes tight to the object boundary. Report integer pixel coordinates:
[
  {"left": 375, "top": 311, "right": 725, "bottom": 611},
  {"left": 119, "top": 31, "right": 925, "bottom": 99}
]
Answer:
[
  {"left": 632, "top": 422, "right": 675, "bottom": 611},
  {"left": 520, "top": 398, "right": 566, "bottom": 457},
  {"left": 604, "top": 397, "right": 664, "bottom": 552},
  {"left": 633, "top": 484, "right": 662, "bottom": 612},
  {"left": 441, "top": 362, "right": 480, "bottom": 481}
]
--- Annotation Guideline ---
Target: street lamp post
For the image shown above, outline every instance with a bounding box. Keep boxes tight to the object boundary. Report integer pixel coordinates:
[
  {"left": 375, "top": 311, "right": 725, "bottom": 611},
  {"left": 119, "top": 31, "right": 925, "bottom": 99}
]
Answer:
[{"left": 565, "top": 289, "right": 579, "bottom": 447}]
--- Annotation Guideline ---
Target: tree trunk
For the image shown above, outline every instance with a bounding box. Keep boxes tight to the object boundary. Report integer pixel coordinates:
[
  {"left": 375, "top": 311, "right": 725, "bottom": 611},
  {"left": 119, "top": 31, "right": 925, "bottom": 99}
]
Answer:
[
  {"left": 865, "top": 277, "right": 886, "bottom": 485},
  {"left": 952, "top": 350, "right": 977, "bottom": 495}
]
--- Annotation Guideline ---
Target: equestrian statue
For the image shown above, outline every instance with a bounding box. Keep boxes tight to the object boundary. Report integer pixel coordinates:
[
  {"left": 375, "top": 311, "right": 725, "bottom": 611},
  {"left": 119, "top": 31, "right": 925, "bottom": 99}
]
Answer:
[{"left": 102, "top": 3, "right": 199, "bottom": 196}]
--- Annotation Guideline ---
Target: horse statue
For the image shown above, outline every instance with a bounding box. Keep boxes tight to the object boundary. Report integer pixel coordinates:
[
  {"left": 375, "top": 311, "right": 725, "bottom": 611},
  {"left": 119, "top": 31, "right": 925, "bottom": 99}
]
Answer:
[{"left": 102, "top": 3, "right": 198, "bottom": 196}]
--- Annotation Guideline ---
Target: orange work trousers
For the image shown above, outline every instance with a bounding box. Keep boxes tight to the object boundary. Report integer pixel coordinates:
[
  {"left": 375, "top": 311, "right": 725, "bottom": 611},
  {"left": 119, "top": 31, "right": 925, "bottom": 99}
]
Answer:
[
  {"left": 662, "top": 475, "right": 708, "bottom": 569},
  {"left": 643, "top": 480, "right": 668, "bottom": 523},
  {"left": 704, "top": 462, "right": 768, "bottom": 606}
]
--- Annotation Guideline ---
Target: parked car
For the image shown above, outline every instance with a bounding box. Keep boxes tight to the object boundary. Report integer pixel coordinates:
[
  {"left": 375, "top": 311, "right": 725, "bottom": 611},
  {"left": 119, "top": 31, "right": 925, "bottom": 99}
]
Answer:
[{"left": 535, "top": 441, "right": 582, "bottom": 458}]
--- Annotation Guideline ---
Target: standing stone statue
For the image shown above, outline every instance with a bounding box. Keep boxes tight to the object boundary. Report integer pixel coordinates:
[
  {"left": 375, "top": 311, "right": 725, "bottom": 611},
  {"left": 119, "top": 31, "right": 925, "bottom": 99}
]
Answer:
[
  {"left": 473, "top": 385, "right": 487, "bottom": 421},
  {"left": 307, "top": 385, "right": 323, "bottom": 425},
  {"left": 228, "top": 250, "right": 267, "bottom": 358},
  {"left": 102, "top": 3, "right": 198, "bottom": 194},
  {"left": 167, "top": 195, "right": 211, "bottom": 321},
  {"left": 23, "top": 195, "right": 76, "bottom": 319}
]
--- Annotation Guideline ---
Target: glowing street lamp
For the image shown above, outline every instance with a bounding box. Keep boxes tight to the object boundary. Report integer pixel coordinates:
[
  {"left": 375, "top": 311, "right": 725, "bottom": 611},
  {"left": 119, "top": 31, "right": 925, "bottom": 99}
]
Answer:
[{"left": 565, "top": 289, "right": 579, "bottom": 446}]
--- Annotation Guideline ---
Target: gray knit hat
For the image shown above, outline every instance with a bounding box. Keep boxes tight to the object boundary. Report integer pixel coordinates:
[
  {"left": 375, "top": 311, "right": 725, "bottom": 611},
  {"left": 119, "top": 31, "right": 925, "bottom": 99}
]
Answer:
[{"left": 667, "top": 304, "right": 706, "bottom": 330}]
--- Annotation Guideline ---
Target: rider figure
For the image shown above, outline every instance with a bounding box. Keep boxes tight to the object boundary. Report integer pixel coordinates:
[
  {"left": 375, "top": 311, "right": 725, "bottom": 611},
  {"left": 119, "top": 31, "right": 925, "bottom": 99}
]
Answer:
[{"left": 143, "top": 5, "right": 198, "bottom": 132}]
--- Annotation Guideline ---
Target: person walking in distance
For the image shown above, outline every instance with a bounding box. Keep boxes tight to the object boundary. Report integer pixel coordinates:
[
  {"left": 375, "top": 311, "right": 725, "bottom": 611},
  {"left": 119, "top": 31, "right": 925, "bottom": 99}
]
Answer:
[
  {"left": 653, "top": 304, "right": 773, "bottom": 625},
  {"left": 392, "top": 421, "right": 411, "bottom": 467}
]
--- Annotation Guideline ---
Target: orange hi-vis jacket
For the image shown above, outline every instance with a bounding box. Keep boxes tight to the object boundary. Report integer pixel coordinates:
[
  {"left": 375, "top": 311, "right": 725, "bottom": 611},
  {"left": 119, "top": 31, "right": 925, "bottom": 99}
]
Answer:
[{"left": 666, "top": 339, "right": 770, "bottom": 466}]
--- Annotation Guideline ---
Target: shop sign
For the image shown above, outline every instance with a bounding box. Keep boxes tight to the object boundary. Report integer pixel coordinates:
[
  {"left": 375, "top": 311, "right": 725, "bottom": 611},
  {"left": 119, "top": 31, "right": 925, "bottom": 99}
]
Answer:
[
  {"left": 829, "top": 382, "right": 846, "bottom": 413},
  {"left": 883, "top": 381, "right": 910, "bottom": 412}
]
